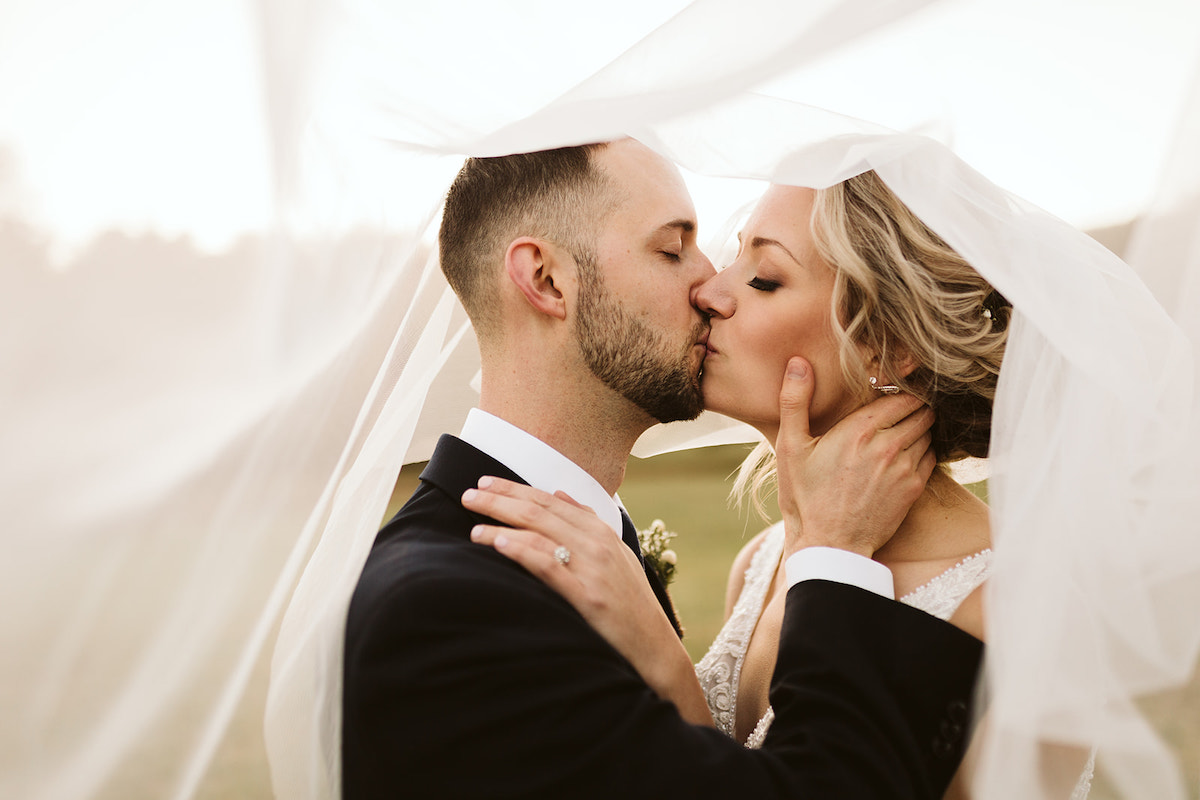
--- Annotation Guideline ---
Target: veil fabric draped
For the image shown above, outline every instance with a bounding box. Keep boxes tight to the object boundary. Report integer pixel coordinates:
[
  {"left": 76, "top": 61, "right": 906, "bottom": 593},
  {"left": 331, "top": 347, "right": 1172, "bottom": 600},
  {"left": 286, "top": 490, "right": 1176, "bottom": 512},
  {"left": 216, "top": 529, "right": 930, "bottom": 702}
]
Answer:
[{"left": 3, "top": 2, "right": 1199, "bottom": 799}]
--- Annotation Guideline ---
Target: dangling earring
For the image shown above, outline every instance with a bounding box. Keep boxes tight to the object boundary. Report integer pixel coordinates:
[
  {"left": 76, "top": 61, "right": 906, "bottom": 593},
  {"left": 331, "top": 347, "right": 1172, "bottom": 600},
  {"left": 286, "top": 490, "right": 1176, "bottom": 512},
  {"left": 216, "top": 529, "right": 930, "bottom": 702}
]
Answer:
[{"left": 869, "top": 376, "right": 901, "bottom": 394}]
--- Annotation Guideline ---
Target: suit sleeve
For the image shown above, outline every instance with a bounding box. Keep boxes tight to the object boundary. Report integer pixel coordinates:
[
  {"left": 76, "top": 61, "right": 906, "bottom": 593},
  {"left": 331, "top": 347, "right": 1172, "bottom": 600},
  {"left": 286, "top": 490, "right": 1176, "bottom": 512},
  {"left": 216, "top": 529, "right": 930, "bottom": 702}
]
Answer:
[
  {"left": 766, "top": 580, "right": 983, "bottom": 799},
  {"left": 343, "top": 539, "right": 982, "bottom": 800}
]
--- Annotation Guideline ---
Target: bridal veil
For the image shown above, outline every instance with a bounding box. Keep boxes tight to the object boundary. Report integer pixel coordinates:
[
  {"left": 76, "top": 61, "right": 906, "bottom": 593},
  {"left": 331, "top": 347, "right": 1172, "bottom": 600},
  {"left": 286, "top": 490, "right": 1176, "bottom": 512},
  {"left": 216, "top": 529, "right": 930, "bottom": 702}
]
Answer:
[{"left": 3, "top": 1, "right": 1198, "bottom": 798}]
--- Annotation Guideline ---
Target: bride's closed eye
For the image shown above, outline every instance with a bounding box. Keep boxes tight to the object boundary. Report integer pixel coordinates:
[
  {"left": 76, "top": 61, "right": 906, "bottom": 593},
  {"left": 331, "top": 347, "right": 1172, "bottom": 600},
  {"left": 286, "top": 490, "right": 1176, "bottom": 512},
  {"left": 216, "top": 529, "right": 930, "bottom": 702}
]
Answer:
[{"left": 747, "top": 276, "right": 780, "bottom": 292}]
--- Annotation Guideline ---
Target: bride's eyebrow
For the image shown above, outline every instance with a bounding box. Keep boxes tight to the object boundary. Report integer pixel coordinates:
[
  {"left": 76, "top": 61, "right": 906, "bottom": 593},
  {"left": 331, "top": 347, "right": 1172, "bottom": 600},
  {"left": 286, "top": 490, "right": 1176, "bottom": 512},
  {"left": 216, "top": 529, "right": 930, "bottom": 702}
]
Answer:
[{"left": 749, "top": 236, "right": 803, "bottom": 266}]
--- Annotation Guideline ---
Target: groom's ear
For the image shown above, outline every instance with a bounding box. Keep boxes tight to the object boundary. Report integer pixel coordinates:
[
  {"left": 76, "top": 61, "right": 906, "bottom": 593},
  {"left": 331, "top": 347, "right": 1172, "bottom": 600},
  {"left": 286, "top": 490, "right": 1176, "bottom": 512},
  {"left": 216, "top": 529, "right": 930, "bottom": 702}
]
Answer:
[{"left": 504, "top": 237, "right": 570, "bottom": 321}]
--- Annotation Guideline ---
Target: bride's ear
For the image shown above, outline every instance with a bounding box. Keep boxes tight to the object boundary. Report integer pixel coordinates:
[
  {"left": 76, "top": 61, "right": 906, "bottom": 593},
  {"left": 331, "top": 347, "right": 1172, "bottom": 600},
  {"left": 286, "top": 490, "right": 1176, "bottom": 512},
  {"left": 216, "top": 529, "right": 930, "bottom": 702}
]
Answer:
[
  {"left": 892, "top": 349, "right": 919, "bottom": 380},
  {"left": 504, "top": 237, "right": 569, "bottom": 321},
  {"left": 867, "top": 347, "right": 919, "bottom": 382}
]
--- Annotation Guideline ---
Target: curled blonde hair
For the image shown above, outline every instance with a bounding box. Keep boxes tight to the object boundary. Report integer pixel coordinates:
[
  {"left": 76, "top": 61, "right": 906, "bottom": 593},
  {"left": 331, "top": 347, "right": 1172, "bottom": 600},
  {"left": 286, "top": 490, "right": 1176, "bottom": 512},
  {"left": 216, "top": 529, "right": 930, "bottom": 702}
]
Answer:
[{"left": 733, "top": 170, "right": 1010, "bottom": 517}]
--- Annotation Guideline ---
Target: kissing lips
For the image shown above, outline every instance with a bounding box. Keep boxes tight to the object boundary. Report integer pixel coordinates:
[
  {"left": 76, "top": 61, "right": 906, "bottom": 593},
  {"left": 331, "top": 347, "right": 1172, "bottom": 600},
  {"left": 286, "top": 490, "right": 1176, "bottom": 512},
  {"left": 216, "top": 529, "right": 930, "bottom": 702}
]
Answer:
[{"left": 692, "top": 327, "right": 712, "bottom": 377}]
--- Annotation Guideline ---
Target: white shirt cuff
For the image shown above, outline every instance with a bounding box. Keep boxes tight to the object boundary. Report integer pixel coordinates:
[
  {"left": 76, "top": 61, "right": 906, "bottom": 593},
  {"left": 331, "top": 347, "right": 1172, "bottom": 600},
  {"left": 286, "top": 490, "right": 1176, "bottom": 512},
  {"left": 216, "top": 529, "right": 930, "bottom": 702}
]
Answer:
[{"left": 784, "top": 546, "right": 895, "bottom": 600}]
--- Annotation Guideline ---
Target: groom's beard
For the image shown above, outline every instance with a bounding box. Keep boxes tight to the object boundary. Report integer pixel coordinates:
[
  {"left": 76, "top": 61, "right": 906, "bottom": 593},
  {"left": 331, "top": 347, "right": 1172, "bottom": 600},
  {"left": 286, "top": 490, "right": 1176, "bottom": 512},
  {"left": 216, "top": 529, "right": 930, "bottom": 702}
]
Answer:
[{"left": 574, "top": 261, "right": 705, "bottom": 424}]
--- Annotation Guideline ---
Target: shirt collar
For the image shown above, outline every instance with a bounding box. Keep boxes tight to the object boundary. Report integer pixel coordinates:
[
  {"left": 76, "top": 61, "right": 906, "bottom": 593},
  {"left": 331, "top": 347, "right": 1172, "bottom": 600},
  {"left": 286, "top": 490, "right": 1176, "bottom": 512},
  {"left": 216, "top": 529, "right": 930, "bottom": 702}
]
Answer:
[{"left": 459, "top": 408, "right": 624, "bottom": 539}]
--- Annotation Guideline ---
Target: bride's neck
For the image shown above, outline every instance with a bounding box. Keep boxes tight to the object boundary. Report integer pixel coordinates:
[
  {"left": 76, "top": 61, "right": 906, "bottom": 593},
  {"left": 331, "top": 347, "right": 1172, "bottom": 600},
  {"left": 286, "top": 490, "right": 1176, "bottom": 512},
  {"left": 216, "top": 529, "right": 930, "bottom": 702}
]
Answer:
[{"left": 871, "top": 469, "right": 991, "bottom": 564}]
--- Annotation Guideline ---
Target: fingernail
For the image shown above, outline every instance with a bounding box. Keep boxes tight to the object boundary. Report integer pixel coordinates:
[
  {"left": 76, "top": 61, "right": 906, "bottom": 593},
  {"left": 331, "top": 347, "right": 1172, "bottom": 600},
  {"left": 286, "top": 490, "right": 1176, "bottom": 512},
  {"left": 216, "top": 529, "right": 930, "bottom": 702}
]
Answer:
[
  {"left": 787, "top": 358, "right": 807, "bottom": 378},
  {"left": 470, "top": 525, "right": 483, "bottom": 540},
  {"left": 494, "top": 534, "right": 508, "bottom": 550},
  {"left": 478, "top": 476, "right": 493, "bottom": 489},
  {"left": 462, "top": 489, "right": 477, "bottom": 502}
]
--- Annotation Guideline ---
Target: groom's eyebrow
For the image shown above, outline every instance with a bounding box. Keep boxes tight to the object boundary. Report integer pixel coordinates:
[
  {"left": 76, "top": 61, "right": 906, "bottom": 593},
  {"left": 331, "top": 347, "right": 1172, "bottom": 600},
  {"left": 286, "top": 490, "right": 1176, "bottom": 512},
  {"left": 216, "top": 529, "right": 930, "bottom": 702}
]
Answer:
[{"left": 657, "top": 219, "right": 696, "bottom": 235}]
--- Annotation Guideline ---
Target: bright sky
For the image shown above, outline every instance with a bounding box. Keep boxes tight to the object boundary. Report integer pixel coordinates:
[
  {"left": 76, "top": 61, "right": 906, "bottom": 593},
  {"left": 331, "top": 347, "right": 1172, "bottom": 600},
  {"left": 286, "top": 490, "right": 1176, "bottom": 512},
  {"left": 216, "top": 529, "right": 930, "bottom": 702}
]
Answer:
[
  {"left": 0, "top": 0, "right": 269, "bottom": 248},
  {"left": 1, "top": 0, "right": 1197, "bottom": 252}
]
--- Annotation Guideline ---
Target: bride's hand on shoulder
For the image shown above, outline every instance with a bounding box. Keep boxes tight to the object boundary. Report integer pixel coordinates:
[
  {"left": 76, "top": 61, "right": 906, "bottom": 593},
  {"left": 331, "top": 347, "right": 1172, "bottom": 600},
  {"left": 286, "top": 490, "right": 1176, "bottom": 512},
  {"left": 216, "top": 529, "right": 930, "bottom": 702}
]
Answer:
[
  {"left": 461, "top": 477, "right": 646, "bottom": 627},
  {"left": 462, "top": 477, "right": 713, "bottom": 726}
]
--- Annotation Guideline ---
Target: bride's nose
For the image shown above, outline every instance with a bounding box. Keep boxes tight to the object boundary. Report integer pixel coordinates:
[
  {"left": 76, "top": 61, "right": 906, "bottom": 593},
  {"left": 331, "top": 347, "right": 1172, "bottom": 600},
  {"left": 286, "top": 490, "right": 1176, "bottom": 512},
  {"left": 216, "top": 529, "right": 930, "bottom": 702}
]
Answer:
[{"left": 693, "top": 269, "right": 734, "bottom": 319}]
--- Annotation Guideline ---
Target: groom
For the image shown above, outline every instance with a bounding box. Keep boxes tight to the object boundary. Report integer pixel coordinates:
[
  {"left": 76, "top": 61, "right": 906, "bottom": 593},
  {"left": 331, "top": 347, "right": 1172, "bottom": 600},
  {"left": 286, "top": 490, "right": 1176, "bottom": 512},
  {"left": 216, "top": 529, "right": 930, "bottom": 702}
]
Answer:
[{"left": 343, "top": 140, "right": 983, "bottom": 799}]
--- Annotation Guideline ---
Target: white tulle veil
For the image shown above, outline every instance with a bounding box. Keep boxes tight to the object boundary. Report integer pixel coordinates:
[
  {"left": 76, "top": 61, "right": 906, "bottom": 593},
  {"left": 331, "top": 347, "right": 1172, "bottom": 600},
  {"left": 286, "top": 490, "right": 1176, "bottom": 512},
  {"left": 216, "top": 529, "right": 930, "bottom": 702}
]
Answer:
[{"left": 3, "top": 1, "right": 1199, "bottom": 799}]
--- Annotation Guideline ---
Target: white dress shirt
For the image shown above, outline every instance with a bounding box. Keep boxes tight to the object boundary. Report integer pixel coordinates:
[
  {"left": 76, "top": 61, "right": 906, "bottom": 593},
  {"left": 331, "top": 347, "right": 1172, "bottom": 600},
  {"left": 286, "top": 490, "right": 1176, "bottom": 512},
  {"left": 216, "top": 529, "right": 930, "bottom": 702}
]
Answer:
[
  {"left": 459, "top": 409, "right": 624, "bottom": 539},
  {"left": 459, "top": 408, "right": 894, "bottom": 599}
]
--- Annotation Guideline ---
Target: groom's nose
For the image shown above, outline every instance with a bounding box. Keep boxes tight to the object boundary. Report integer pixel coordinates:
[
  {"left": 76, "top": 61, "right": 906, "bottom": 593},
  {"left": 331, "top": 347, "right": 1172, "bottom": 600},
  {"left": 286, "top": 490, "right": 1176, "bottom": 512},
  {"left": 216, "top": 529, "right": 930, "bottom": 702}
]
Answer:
[{"left": 688, "top": 252, "right": 716, "bottom": 307}]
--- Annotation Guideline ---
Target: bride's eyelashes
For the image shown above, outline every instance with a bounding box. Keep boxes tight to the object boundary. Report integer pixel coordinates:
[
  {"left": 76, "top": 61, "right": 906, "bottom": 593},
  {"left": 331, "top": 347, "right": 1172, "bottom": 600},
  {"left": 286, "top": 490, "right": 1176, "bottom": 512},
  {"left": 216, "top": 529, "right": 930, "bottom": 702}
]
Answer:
[
  {"left": 658, "top": 250, "right": 682, "bottom": 262},
  {"left": 747, "top": 276, "right": 780, "bottom": 292}
]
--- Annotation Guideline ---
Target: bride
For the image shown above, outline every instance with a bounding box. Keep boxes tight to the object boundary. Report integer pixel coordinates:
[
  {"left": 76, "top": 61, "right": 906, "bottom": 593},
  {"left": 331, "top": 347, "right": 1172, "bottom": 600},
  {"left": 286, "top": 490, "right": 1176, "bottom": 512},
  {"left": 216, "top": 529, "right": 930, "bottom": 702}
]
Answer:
[{"left": 466, "top": 171, "right": 1095, "bottom": 798}]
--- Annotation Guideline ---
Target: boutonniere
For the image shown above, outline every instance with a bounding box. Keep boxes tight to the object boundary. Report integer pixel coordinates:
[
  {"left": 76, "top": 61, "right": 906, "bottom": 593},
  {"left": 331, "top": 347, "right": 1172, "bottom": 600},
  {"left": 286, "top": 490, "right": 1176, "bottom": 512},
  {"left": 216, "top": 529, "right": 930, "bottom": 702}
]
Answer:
[{"left": 637, "top": 519, "right": 678, "bottom": 587}]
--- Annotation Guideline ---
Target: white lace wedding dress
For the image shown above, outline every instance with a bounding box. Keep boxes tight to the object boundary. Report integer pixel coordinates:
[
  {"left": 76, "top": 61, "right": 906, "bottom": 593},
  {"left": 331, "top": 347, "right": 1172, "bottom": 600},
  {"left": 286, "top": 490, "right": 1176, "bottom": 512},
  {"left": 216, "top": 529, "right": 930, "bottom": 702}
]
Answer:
[{"left": 694, "top": 523, "right": 1095, "bottom": 798}]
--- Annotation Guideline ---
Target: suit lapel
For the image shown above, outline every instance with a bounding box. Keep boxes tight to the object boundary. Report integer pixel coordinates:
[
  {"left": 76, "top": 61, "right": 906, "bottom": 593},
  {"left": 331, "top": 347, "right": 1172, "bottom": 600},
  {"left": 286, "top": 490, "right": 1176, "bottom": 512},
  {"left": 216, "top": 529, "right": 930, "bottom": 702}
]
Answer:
[{"left": 418, "top": 434, "right": 525, "bottom": 526}]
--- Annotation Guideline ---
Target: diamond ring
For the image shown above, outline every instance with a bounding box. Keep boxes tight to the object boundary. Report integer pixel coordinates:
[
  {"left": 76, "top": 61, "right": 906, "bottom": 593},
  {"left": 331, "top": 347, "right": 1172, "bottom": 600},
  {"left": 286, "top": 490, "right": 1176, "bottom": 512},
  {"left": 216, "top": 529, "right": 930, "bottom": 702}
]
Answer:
[{"left": 553, "top": 546, "right": 571, "bottom": 566}]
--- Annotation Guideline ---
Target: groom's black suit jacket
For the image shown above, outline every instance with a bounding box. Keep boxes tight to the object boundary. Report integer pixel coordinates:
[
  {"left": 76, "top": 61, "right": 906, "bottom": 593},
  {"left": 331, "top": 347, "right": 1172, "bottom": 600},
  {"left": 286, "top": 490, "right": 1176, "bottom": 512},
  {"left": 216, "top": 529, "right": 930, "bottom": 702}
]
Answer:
[{"left": 343, "top": 434, "right": 983, "bottom": 800}]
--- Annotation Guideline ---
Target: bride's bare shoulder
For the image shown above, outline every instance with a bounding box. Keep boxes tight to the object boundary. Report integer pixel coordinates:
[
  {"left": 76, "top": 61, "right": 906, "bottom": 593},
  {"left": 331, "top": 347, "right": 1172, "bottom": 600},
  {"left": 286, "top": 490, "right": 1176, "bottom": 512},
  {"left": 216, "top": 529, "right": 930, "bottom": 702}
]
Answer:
[{"left": 723, "top": 525, "right": 780, "bottom": 620}]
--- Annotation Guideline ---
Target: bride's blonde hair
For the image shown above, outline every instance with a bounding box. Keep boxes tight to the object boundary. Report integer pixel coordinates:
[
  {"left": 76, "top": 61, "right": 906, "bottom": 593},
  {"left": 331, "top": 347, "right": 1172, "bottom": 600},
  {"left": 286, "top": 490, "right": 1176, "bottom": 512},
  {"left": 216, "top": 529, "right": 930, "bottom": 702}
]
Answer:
[{"left": 733, "top": 170, "right": 1010, "bottom": 518}]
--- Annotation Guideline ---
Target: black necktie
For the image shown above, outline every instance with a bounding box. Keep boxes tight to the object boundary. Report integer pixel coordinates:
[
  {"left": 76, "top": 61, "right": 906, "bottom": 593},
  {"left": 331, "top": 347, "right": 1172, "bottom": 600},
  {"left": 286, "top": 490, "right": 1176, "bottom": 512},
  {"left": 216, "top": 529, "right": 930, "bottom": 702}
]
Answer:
[{"left": 619, "top": 510, "right": 645, "bottom": 567}]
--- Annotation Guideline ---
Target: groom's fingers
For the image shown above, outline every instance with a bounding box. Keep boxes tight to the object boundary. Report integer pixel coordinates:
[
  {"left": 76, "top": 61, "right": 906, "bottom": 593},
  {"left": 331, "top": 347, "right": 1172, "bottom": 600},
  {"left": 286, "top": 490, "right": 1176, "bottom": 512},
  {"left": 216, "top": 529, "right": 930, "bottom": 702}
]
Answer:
[
  {"left": 885, "top": 403, "right": 936, "bottom": 451},
  {"left": 907, "top": 430, "right": 933, "bottom": 456},
  {"left": 916, "top": 439, "right": 937, "bottom": 482},
  {"left": 848, "top": 391, "right": 926, "bottom": 432},
  {"left": 776, "top": 357, "right": 815, "bottom": 454}
]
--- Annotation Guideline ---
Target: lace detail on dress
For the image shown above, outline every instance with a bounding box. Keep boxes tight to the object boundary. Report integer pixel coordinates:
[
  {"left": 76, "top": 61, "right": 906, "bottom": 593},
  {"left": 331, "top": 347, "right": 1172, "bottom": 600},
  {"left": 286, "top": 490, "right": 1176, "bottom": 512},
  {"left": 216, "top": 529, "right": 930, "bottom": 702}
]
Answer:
[
  {"left": 698, "top": 526, "right": 993, "bottom": 749},
  {"left": 744, "top": 705, "right": 774, "bottom": 749},
  {"left": 898, "top": 549, "right": 992, "bottom": 621},
  {"left": 694, "top": 522, "right": 786, "bottom": 739}
]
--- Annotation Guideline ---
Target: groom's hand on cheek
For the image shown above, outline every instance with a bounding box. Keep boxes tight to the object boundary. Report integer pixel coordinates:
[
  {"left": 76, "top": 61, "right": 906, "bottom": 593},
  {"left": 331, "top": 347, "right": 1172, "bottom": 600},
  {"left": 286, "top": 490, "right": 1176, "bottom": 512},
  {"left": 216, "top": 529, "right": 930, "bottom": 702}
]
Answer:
[{"left": 775, "top": 356, "right": 935, "bottom": 559}]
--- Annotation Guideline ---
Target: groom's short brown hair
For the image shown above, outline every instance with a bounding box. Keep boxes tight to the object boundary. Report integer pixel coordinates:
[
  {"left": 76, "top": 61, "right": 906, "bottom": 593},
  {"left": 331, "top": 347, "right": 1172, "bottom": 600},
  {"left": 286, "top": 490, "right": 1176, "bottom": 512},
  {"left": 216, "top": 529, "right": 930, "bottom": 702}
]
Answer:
[{"left": 438, "top": 143, "right": 613, "bottom": 336}]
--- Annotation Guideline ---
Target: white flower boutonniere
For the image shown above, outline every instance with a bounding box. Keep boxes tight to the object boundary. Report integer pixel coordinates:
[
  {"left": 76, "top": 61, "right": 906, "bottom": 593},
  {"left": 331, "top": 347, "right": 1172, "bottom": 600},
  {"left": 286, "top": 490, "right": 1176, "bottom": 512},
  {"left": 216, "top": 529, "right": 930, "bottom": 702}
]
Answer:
[{"left": 637, "top": 519, "right": 678, "bottom": 587}]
